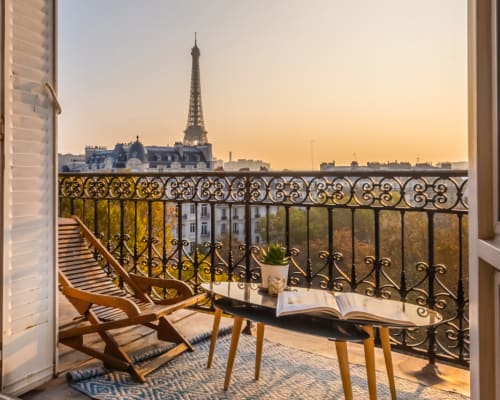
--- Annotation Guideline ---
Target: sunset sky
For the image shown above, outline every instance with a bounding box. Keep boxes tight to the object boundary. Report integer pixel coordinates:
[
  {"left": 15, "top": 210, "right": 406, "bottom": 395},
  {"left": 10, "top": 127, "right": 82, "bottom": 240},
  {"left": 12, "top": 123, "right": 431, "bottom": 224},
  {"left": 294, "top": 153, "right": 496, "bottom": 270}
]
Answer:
[{"left": 58, "top": 0, "right": 467, "bottom": 170}]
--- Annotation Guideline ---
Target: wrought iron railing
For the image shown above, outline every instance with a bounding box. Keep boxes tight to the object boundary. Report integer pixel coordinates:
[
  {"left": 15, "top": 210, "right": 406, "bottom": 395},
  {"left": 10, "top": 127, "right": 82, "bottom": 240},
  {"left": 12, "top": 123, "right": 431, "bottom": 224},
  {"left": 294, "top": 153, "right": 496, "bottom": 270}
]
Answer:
[{"left": 58, "top": 170, "right": 469, "bottom": 367}]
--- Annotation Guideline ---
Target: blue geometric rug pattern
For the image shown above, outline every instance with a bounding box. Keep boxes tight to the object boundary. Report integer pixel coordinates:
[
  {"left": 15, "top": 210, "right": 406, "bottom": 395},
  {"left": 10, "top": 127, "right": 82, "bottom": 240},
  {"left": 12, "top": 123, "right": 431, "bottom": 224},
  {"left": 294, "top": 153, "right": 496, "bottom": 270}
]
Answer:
[{"left": 67, "top": 330, "right": 469, "bottom": 400}]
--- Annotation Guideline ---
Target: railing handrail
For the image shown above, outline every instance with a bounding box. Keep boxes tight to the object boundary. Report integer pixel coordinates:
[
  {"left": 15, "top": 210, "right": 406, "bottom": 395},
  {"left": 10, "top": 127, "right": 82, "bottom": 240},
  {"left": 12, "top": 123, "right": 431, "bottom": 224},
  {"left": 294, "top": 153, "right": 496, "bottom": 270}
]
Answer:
[
  {"left": 59, "top": 171, "right": 468, "bottom": 213},
  {"left": 60, "top": 169, "right": 468, "bottom": 178}
]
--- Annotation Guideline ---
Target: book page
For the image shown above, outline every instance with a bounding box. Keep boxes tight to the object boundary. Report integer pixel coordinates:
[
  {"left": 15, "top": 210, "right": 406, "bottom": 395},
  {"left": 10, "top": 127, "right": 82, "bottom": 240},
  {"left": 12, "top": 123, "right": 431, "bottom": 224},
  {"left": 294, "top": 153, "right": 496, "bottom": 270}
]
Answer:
[
  {"left": 336, "top": 292, "right": 413, "bottom": 325},
  {"left": 276, "top": 290, "right": 340, "bottom": 317}
]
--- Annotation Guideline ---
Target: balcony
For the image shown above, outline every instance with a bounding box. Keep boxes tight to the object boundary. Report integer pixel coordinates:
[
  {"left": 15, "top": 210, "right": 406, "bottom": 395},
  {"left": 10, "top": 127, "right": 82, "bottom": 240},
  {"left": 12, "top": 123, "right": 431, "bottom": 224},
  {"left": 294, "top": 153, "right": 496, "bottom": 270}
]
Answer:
[
  {"left": 52, "top": 170, "right": 469, "bottom": 398},
  {"left": 58, "top": 170, "right": 468, "bottom": 366}
]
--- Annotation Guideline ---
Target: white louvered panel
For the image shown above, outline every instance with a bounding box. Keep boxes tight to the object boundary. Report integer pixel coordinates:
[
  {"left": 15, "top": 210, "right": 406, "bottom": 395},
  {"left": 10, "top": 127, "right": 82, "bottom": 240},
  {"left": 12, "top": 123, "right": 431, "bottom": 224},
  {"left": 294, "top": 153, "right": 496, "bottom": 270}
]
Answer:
[
  {"left": 10, "top": 254, "right": 48, "bottom": 277},
  {"left": 11, "top": 229, "right": 46, "bottom": 244},
  {"left": 11, "top": 165, "right": 47, "bottom": 178},
  {"left": 12, "top": 144, "right": 49, "bottom": 161},
  {"left": 10, "top": 275, "right": 48, "bottom": 297},
  {"left": 10, "top": 254, "right": 43, "bottom": 275},
  {"left": 12, "top": 20, "right": 47, "bottom": 48},
  {"left": 10, "top": 266, "right": 43, "bottom": 285},
  {"left": 11, "top": 190, "right": 45, "bottom": 204},
  {"left": 13, "top": 1, "right": 47, "bottom": 26},
  {"left": 12, "top": 127, "right": 49, "bottom": 143},
  {"left": 10, "top": 300, "right": 50, "bottom": 327},
  {"left": 10, "top": 300, "right": 50, "bottom": 332},
  {"left": 10, "top": 298, "right": 50, "bottom": 319},
  {"left": 13, "top": 100, "right": 50, "bottom": 120},
  {"left": 12, "top": 38, "right": 43, "bottom": 61},
  {"left": 12, "top": 180, "right": 46, "bottom": 194},
  {"left": 1, "top": 0, "right": 56, "bottom": 395},
  {"left": 12, "top": 153, "right": 46, "bottom": 166},
  {"left": 11, "top": 115, "right": 47, "bottom": 132},
  {"left": 11, "top": 98, "right": 48, "bottom": 120},
  {"left": 12, "top": 4, "right": 48, "bottom": 54},
  {"left": 11, "top": 185, "right": 48, "bottom": 200},
  {"left": 12, "top": 87, "right": 38, "bottom": 105},
  {"left": 10, "top": 273, "right": 48, "bottom": 300},
  {"left": 12, "top": 203, "right": 49, "bottom": 219},
  {"left": 13, "top": 53, "right": 49, "bottom": 74},
  {"left": 12, "top": 64, "right": 48, "bottom": 84}
]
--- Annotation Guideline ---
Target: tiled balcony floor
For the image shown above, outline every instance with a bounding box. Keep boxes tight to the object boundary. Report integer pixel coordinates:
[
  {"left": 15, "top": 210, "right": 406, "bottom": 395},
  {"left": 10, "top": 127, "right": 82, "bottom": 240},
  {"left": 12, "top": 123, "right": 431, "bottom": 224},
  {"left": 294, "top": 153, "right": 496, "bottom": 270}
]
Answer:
[{"left": 20, "top": 294, "right": 470, "bottom": 399}]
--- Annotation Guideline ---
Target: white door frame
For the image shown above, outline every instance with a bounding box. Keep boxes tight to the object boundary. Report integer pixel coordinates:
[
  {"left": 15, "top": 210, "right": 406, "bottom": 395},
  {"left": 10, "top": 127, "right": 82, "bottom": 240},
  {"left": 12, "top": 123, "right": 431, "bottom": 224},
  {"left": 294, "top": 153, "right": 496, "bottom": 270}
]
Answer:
[
  {"left": 469, "top": 0, "right": 500, "bottom": 399},
  {"left": 0, "top": 0, "right": 4, "bottom": 386}
]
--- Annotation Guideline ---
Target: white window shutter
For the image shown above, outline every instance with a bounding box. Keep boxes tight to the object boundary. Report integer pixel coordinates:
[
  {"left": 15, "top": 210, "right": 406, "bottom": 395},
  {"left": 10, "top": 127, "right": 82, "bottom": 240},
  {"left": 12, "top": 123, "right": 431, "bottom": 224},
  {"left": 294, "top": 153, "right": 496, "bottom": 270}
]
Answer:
[{"left": 1, "top": 0, "right": 57, "bottom": 395}]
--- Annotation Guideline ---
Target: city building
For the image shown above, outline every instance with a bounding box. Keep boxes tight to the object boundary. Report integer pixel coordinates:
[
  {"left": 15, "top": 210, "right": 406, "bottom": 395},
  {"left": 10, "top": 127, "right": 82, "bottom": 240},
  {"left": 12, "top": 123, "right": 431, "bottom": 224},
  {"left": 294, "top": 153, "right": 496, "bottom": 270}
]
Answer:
[
  {"left": 320, "top": 160, "right": 467, "bottom": 172},
  {"left": 223, "top": 155, "right": 270, "bottom": 171},
  {"left": 58, "top": 153, "right": 87, "bottom": 172}
]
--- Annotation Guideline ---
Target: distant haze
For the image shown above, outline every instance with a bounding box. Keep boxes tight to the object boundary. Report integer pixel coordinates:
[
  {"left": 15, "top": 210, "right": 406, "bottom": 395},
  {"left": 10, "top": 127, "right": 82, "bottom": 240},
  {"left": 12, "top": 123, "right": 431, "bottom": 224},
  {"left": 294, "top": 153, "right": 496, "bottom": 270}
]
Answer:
[{"left": 58, "top": 0, "right": 467, "bottom": 170}]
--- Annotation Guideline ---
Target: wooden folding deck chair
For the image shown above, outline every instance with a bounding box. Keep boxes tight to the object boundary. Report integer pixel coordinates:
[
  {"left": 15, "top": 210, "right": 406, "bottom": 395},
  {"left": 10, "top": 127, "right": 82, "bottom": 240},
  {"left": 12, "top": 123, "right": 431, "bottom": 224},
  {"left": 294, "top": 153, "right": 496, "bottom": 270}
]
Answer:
[{"left": 58, "top": 216, "right": 207, "bottom": 382}]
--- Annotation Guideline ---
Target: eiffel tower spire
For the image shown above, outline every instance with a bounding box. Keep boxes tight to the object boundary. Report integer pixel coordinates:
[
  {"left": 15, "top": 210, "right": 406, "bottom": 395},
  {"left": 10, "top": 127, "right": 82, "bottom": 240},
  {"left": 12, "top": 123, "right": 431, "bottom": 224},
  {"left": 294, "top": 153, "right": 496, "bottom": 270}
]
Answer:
[{"left": 184, "top": 33, "right": 208, "bottom": 145}]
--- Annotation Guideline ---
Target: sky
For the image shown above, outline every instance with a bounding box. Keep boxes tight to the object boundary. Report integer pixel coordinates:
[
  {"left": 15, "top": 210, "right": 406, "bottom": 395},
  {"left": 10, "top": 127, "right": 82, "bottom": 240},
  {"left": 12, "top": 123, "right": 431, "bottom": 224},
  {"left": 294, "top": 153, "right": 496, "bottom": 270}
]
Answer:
[{"left": 58, "top": 0, "right": 468, "bottom": 171}]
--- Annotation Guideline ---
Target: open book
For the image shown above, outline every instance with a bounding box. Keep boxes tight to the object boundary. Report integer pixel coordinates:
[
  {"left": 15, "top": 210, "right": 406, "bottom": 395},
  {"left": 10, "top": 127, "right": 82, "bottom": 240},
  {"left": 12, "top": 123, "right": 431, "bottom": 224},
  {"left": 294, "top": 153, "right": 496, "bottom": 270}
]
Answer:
[{"left": 276, "top": 290, "right": 416, "bottom": 326}]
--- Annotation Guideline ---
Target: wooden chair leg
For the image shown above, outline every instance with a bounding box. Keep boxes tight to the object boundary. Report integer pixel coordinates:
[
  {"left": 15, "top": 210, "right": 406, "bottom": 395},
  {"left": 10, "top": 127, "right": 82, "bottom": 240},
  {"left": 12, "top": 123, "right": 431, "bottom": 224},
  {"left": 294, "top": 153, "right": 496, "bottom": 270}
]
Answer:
[
  {"left": 224, "top": 316, "right": 244, "bottom": 390},
  {"left": 207, "top": 307, "right": 222, "bottom": 368},
  {"left": 379, "top": 327, "right": 397, "bottom": 399},
  {"left": 334, "top": 341, "right": 353, "bottom": 400},
  {"left": 362, "top": 325, "right": 377, "bottom": 400},
  {"left": 157, "top": 317, "right": 194, "bottom": 351},
  {"left": 255, "top": 322, "right": 265, "bottom": 380},
  {"left": 99, "top": 330, "right": 145, "bottom": 382}
]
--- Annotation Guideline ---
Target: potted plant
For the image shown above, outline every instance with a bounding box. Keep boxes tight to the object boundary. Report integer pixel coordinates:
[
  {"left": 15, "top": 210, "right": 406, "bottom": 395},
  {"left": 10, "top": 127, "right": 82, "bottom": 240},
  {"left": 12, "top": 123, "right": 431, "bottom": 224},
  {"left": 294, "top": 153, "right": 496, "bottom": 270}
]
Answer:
[{"left": 259, "top": 243, "right": 290, "bottom": 290}]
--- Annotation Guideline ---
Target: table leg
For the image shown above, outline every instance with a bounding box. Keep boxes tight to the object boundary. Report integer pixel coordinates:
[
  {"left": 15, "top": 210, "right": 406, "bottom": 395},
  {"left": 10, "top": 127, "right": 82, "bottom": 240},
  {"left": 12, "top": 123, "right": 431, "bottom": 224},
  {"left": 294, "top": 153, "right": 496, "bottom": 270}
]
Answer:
[
  {"left": 224, "top": 316, "right": 244, "bottom": 390},
  {"left": 207, "top": 307, "right": 222, "bottom": 368},
  {"left": 334, "top": 341, "right": 353, "bottom": 400},
  {"left": 255, "top": 322, "right": 265, "bottom": 380},
  {"left": 379, "top": 327, "right": 396, "bottom": 399},
  {"left": 362, "top": 325, "right": 377, "bottom": 400}
]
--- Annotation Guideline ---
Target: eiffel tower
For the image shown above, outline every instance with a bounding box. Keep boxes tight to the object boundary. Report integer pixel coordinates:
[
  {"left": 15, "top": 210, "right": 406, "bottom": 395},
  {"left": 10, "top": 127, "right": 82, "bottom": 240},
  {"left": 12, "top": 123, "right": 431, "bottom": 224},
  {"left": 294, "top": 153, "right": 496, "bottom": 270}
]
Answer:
[{"left": 184, "top": 33, "right": 208, "bottom": 145}]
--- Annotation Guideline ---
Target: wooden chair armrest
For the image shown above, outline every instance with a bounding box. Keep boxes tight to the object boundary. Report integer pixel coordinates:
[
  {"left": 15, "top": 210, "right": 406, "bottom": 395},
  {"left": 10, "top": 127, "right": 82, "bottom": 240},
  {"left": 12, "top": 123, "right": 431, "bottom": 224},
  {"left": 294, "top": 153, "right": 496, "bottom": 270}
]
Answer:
[
  {"left": 129, "top": 274, "right": 194, "bottom": 303},
  {"left": 153, "top": 291, "right": 209, "bottom": 306},
  {"left": 129, "top": 274, "right": 194, "bottom": 296},
  {"left": 61, "top": 286, "right": 141, "bottom": 317}
]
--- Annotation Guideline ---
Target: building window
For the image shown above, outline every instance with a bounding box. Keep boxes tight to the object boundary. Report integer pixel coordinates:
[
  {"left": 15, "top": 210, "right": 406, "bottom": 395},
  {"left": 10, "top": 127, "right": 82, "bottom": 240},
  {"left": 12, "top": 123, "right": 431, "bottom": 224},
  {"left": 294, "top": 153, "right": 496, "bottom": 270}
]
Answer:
[
  {"left": 233, "top": 208, "right": 239, "bottom": 219},
  {"left": 221, "top": 223, "right": 226, "bottom": 234},
  {"left": 190, "top": 223, "right": 195, "bottom": 233},
  {"left": 190, "top": 204, "right": 195, "bottom": 214},
  {"left": 255, "top": 236, "right": 260, "bottom": 244},
  {"left": 201, "top": 204, "right": 208, "bottom": 217},
  {"left": 221, "top": 208, "right": 227, "bottom": 220},
  {"left": 233, "top": 223, "right": 239, "bottom": 234},
  {"left": 201, "top": 222, "right": 208, "bottom": 235}
]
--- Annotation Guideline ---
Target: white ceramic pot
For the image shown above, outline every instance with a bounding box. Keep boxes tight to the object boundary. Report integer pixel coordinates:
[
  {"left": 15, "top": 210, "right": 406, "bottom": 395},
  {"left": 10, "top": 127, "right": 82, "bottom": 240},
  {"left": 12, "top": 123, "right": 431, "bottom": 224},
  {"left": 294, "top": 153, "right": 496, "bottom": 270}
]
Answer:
[{"left": 260, "top": 263, "right": 289, "bottom": 289}]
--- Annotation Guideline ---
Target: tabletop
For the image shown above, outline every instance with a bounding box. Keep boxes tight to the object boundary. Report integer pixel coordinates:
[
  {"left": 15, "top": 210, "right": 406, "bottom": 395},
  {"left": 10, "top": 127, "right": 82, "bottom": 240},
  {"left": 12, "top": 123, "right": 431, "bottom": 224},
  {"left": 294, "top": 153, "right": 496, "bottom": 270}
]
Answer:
[{"left": 201, "top": 281, "right": 443, "bottom": 328}]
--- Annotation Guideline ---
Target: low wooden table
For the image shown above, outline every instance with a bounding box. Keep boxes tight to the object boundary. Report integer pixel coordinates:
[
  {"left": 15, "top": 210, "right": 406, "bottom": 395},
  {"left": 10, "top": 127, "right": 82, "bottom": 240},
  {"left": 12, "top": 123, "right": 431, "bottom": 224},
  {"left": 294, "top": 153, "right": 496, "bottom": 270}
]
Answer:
[{"left": 202, "top": 282, "right": 442, "bottom": 400}]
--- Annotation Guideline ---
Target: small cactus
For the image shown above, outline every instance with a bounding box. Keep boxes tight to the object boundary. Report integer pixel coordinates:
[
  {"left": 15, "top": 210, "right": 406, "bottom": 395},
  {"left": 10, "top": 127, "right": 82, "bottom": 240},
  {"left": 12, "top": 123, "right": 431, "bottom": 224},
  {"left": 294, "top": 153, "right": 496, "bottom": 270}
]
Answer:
[{"left": 261, "top": 243, "right": 289, "bottom": 266}]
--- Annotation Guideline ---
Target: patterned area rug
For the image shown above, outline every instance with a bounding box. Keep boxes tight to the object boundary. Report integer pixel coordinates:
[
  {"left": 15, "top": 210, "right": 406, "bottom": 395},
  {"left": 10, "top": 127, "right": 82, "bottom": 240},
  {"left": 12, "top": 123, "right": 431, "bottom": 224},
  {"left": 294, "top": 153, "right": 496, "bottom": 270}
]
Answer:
[{"left": 67, "top": 330, "right": 469, "bottom": 400}]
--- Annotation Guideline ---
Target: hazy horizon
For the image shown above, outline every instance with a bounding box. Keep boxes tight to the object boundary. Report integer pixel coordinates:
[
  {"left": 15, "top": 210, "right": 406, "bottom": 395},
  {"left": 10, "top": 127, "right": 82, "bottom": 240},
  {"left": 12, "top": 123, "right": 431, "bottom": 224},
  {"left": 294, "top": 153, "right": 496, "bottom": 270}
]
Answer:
[{"left": 58, "top": 1, "right": 468, "bottom": 170}]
